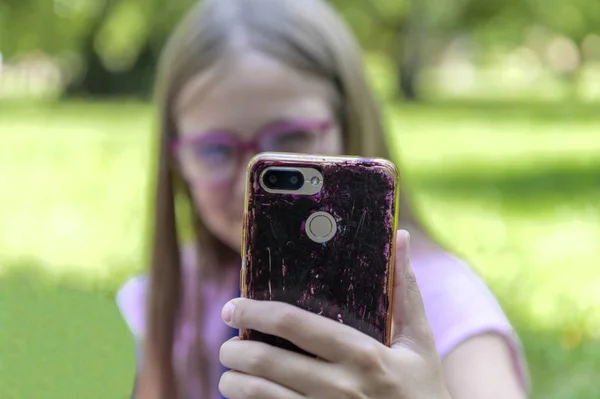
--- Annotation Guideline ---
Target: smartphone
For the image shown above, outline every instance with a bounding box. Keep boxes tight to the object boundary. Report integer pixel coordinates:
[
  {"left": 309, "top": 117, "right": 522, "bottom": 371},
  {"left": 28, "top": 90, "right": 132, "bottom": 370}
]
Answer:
[{"left": 240, "top": 153, "right": 399, "bottom": 354}]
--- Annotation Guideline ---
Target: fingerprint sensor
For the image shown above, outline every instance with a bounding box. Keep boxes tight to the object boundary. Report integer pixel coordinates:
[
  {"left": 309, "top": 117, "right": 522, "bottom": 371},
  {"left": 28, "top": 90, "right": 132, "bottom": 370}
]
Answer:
[{"left": 306, "top": 211, "right": 337, "bottom": 243}]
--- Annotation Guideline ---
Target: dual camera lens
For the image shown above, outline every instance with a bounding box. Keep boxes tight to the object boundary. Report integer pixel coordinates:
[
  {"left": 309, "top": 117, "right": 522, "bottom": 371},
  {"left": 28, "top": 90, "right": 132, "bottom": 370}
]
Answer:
[{"left": 263, "top": 169, "right": 304, "bottom": 191}]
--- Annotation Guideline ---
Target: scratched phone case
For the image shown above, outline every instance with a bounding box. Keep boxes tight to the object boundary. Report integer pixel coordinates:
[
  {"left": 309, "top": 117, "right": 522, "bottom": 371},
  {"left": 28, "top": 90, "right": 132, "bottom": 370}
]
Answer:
[{"left": 241, "top": 154, "right": 399, "bottom": 354}]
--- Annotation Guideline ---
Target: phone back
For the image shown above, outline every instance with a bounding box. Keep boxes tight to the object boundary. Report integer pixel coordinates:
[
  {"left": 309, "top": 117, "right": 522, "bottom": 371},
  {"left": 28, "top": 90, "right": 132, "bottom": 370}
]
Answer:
[{"left": 241, "top": 154, "right": 399, "bottom": 353}]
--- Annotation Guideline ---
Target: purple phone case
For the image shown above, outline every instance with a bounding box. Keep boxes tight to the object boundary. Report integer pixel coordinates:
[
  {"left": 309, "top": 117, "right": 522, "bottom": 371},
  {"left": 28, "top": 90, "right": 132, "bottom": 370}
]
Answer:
[{"left": 241, "top": 155, "right": 399, "bottom": 354}]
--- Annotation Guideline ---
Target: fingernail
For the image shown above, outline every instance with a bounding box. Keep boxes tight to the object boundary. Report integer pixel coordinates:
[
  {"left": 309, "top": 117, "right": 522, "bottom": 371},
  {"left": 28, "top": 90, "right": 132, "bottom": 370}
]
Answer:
[
  {"left": 398, "top": 229, "right": 410, "bottom": 251},
  {"left": 222, "top": 301, "right": 235, "bottom": 324}
]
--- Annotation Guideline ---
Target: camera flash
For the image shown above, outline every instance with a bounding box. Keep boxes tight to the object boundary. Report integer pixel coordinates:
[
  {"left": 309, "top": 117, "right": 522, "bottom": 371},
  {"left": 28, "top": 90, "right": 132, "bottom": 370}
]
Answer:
[{"left": 310, "top": 176, "right": 321, "bottom": 186}]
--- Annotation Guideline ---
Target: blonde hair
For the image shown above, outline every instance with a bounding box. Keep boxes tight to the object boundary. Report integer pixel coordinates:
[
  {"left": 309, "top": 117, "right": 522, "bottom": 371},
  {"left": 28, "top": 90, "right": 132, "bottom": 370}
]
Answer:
[{"left": 146, "top": 0, "right": 419, "bottom": 396}]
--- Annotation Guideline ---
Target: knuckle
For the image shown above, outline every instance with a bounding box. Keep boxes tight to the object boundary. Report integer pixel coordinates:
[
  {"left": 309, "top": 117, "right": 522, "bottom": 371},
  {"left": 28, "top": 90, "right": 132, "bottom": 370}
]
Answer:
[
  {"left": 351, "top": 341, "right": 384, "bottom": 371},
  {"left": 330, "top": 377, "right": 362, "bottom": 399},
  {"left": 273, "top": 306, "right": 300, "bottom": 334},
  {"left": 330, "top": 332, "right": 351, "bottom": 351},
  {"left": 405, "top": 268, "right": 420, "bottom": 293},
  {"left": 246, "top": 346, "right": 271, "bottom": 375}
]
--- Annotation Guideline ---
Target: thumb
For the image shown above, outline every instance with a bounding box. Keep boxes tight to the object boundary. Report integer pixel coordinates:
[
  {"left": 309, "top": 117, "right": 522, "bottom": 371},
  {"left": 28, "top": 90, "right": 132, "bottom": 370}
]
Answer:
[{"left": 390, "top": 230, "right": 434, "bottom": 350}]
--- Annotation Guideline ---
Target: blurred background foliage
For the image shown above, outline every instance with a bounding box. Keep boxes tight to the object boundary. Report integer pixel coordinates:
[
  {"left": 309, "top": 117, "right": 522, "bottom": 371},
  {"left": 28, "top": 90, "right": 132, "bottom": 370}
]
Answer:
[
  {"left": 1, "top": 0, "right": 600, "bottom": 100},
  {"left": 1, "top": 1, "right": 599, "bottom": 398}
]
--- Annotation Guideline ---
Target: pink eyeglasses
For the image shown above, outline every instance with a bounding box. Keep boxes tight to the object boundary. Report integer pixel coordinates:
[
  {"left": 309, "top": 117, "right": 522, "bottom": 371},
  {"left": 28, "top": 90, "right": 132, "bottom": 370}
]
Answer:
[{"left": 171, "top": 119, "right": 332, "bottom": 186}]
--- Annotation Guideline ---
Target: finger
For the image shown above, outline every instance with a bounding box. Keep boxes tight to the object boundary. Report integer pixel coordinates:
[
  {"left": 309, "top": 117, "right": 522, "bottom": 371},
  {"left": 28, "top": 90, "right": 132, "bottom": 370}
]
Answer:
[
  {"left": 219, "top": 370, "right": 304, "bottom": 399},
  {"left": 222, "top": 298, "right": 366, "bottom": 362},
  {"left": 390, "top": 230, "right": 435, "bottom": 350},
  {"left": 220, "top": 338, "right": 328, "bottom": 395}
]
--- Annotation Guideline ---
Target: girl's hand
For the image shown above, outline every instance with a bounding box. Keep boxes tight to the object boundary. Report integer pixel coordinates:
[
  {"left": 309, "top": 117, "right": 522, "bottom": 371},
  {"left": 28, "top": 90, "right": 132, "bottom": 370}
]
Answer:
[{"left": 219, "top": 230, "right": 451, "bottom": 399}]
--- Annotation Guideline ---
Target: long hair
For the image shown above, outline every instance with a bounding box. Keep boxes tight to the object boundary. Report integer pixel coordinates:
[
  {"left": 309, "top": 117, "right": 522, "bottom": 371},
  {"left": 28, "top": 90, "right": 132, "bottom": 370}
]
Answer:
[{"left": 146, "top": 0, "right": 421, "bottom": 397}]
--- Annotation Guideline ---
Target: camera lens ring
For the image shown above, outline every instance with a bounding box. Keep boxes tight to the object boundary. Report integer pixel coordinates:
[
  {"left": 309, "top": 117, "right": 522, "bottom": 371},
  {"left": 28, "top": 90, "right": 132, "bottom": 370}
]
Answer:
[{"left": 262, "top": 168, "right": 304, "bottom": 191}]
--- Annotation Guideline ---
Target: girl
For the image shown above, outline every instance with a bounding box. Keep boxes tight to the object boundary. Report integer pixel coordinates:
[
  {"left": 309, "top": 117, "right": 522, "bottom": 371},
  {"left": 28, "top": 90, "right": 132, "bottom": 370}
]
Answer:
[{"left": 117, "top": 0, "right": 529, "bottom": 398}]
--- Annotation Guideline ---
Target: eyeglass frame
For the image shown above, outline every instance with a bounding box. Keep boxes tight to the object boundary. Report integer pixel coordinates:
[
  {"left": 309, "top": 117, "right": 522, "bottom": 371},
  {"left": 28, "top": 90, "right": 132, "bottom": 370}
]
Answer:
[{"left": 169, "top": 119, "right": 333, "bottom": 186}]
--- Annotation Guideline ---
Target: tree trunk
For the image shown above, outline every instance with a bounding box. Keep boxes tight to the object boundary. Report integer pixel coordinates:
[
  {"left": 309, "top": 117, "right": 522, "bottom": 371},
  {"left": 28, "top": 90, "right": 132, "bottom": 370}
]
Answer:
[
  {"left": 399, "top": 57, "right": 419, "bottom": 101},
  {"left": 64, "top": 0, "right": 157, "bottom": 98},
  {"left": 397, "top": 0, "right": 428, "bottom": 101},
  {"left": 66, "top": 39, "right": 157, "bottom": 98}
]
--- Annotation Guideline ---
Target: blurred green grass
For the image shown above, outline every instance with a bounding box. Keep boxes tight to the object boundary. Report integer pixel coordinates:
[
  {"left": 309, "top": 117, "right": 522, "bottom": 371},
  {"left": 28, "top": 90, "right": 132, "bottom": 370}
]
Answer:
[{"left": 1, "top": 100, "right": 599, "bottom": 398}]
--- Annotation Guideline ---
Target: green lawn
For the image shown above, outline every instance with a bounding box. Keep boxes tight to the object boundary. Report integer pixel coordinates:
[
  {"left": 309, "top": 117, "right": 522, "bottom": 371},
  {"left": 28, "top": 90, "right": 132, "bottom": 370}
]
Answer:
[{"left": 1, "top": 100, "right": 599, "bottom": 398}]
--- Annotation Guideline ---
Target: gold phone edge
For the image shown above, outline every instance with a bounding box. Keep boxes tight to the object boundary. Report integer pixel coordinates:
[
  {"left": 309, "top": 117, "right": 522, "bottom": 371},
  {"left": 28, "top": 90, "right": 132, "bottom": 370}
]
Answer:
[{"left": 386, "top": 168, "right": 400, "bottom": 347}]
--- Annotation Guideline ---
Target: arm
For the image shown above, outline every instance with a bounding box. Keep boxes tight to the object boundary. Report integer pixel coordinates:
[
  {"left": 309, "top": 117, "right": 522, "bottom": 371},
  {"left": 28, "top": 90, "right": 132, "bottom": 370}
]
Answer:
[
  {"left": 406, "top": 249, "right": 529, "bottom": 399},
  {"left": 131, "top": 340, "right": 141, "bottom": 399},
  {"left": 115, "top": 276, "right": 160, "bottom": 399},
  {"left": 442, "top": 333, "right": 527, "bottom": 399},
  {"left": 133, "top": 340, "right": 163, "bottom": 399}
]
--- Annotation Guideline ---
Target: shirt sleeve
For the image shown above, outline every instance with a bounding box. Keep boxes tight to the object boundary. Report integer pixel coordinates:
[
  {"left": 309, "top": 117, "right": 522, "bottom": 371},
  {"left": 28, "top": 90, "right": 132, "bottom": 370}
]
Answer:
[
  {"left": 116, "top": 275, "right": 149, "bottom": 340},
  {"left": 413, "top": 253, "right": 530, "bottom": 391}
]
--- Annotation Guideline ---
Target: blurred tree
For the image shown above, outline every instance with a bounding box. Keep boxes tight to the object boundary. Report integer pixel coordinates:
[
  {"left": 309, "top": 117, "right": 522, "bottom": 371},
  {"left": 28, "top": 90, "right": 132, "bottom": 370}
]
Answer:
[
  {"left": 63, "top": 0, "right": 198, "bottom": 97},
  {"left": 329, "top": 0, "right": 417, "bottom": 99},
  {"left": 0, "top": 0, "right": 195, "bottom": 97},
  {"left": 398, "top": 0, "right": 427, "bottom": 101},
  {"left": 65, "top": 0, "right": 157, "bottom": 97},
  {"left": 330, "top": 0, "right": 528, "bottom": 100},
  {"left": 0, "top": 0, "right": 597, "bottom": 99}
]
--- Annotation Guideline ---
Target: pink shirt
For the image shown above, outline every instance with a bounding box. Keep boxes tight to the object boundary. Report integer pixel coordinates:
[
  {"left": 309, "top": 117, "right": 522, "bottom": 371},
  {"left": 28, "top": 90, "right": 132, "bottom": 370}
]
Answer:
[{"left": 117, "top": 249, "right": 529, "bottom": 398}]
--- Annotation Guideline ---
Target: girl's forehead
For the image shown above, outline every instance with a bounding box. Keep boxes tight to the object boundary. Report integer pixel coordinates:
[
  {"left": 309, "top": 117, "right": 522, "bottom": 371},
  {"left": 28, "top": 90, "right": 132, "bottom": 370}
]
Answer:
[{"left": 174, "top": 51, "right": 337, "bottom": 138}]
